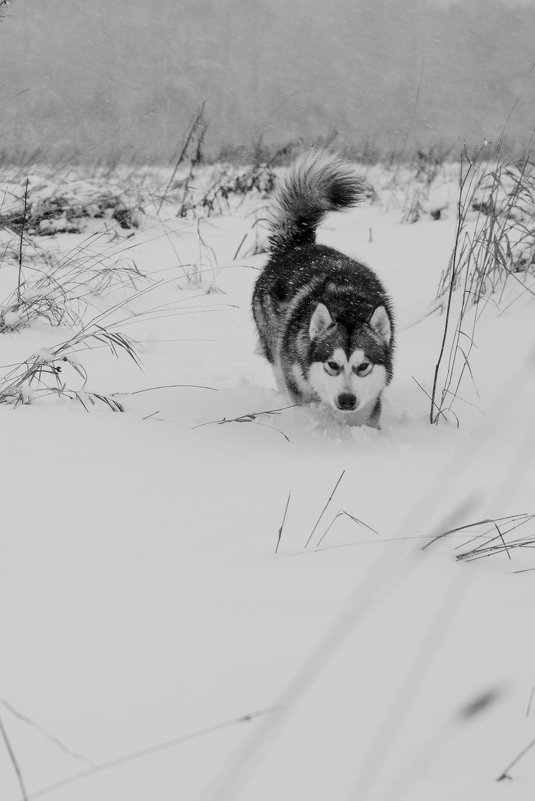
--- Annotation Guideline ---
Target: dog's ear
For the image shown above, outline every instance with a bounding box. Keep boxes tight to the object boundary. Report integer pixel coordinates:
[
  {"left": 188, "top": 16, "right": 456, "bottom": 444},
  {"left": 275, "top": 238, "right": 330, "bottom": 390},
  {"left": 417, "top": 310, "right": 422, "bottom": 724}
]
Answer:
[
  {"left": 369, "top": 306, "right": 391, "bottom": 345},
  {"left": 309, "top": 303, "right": 332, "bottom": 340}
]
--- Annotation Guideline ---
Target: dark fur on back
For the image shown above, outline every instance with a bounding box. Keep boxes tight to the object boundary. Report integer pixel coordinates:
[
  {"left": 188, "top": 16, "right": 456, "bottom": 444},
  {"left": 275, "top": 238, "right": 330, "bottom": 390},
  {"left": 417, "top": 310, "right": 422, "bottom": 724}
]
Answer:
[{"left": 276, "top": 245, "right": 394, "bottom": 380}]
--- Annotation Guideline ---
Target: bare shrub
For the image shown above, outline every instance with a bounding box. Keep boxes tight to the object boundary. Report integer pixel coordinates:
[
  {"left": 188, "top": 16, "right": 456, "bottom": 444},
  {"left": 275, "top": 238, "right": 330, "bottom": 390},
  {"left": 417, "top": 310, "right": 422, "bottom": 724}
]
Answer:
[{"left": 429, "top": 145, "right": 535, "bottom": 425}]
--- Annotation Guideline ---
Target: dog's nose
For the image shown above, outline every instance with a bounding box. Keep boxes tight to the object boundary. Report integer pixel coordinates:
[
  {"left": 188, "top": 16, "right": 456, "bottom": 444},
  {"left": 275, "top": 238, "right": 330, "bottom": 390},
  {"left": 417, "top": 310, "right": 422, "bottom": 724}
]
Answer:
[{"left": 337, "top": 393, "right": 357, "bottom": 411}]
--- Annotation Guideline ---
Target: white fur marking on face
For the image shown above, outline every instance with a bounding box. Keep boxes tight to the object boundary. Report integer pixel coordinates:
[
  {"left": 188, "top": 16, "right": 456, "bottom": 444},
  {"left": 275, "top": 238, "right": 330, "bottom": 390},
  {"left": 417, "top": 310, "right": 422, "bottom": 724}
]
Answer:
[
  {"left": 308, "top": 345, "right": 388, "bottom": 414},
  {"left": 308, "top": 347, "right": 346, "bottom": 408},
  {"left": 348, "top": 349, "right": 365, "bottom": 371},
  {"left": 325, "top": 347, "right": 349, "bottom": 372},
  {"left": 309, "top": 303, "right": 332, "bottom": 341},
  {"left": 369, "top": 306, "right": 391, "bottom": 345}
]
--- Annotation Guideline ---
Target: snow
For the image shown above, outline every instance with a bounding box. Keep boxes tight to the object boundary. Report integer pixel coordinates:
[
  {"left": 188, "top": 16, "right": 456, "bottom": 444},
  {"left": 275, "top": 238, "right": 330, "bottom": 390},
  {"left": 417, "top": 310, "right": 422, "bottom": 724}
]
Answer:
[{"left": 1, "top": 164, "right": 535, "bottom": 801}]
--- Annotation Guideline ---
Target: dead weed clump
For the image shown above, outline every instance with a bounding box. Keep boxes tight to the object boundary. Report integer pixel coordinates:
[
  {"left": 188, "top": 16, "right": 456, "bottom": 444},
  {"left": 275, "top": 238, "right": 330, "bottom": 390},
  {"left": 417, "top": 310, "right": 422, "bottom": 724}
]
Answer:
[
  {"left": 0, "top": 174, "right": 144, "bottom": 236},
  {"left": 429, "top": 144, "right": 535, "bottom": 426},
  {"left": 423, "top": 512, "right": 535, "bottom": 565},
  {"left": 0, "top": 232, "right": 146, "bottom": 334},
  {"left": 0, "top": 324, "right": 140, "bottom": 412}
]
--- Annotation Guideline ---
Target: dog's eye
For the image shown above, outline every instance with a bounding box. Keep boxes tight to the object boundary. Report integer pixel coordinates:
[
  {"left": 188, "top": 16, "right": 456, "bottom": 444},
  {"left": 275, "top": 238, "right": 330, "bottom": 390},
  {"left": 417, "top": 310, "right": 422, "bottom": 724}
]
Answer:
[
  {"left": 325, "top": 360, "right": 341, "bottom": 374},
  {"left": 355, "top": 361, "right": 373, "bottom": 376}
]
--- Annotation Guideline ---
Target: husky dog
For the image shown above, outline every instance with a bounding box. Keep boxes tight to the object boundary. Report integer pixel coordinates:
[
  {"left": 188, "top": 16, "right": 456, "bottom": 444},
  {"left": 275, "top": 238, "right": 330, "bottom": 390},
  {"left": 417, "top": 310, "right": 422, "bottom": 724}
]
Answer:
[{"left": 252, "top": 148, "right": 394, "bottom": 427}]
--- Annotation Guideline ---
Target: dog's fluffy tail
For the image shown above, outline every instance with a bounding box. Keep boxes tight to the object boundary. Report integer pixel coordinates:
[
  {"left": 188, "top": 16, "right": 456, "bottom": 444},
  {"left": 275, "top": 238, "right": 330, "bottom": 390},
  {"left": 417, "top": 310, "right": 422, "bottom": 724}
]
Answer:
[{"left": 267, "top": 147, "right": 364, "bottom": 253}]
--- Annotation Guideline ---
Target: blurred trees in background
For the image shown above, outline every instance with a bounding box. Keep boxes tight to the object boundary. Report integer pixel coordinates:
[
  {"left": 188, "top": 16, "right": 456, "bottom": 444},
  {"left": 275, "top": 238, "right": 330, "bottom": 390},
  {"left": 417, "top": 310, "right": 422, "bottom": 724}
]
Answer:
[{"left": 1, "top": 0, "right": 535, "bottom": 163}]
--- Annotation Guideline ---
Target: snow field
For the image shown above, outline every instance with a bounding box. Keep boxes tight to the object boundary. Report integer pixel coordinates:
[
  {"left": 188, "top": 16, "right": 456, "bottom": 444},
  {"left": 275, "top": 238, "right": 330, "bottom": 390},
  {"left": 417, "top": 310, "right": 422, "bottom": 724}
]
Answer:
[{"left": 1, "top": 165, "right": 535, "bottom": 800}]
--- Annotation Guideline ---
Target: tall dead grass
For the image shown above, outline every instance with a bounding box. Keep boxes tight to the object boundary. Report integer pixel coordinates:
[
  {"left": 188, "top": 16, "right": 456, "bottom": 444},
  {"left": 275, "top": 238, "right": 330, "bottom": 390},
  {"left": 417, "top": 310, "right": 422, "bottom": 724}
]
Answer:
[{"left": 429, "top": 143, "right": 535, "bottom": 425}]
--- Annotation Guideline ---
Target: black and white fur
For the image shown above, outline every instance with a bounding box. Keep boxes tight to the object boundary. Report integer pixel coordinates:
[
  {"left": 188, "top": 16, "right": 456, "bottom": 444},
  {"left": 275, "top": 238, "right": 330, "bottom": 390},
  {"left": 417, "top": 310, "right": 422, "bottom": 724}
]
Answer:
[{"left": 252, "top": 148, "right": 394, "bottom": 427}]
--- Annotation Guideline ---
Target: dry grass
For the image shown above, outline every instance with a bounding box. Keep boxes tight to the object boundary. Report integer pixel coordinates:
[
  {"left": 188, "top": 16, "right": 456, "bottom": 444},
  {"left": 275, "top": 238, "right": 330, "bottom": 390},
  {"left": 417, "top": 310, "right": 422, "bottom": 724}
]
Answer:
[
  {"left": 423, "top": 512, "right": 535, "bottom": 564},
  {"left": 0, "top": 173, "right": 144, "bottom": 236},
  {"left": 0, "top": 324, "right": 140, "bottom": 411},
  {"left": 0, "top": 231, "right": 146, "bottom": 334},
  {"left": 429, "top": 144, "right": 535, "bottom": 425}
]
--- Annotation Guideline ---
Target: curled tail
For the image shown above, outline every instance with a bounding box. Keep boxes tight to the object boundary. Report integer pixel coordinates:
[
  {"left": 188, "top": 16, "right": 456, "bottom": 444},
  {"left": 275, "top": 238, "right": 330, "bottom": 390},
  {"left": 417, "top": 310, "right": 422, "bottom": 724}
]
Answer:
[{"left": 267, "top": 147, "right": 364, "bottom": 253}]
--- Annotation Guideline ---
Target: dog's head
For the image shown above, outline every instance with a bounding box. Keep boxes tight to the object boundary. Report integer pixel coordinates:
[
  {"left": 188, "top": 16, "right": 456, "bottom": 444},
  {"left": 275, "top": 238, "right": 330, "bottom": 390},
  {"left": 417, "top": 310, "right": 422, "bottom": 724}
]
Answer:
[{"left": 307, "top": 302, "right": 392, "bottom": 413}]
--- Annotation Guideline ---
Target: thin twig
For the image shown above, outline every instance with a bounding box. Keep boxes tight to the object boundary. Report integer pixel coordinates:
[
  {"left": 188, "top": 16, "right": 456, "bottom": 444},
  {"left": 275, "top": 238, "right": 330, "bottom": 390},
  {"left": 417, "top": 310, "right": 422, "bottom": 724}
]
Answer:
[
  {"left": 157, "top": 101, "right": 206, "bottom": 214},
  {"left": 430, "top": 157, "right": 466, "bottom": 423},
  {"left": 275, "top": 490, "right": 292, "bottom": 554},
  {"left": 232, "top": 231, "right": 249, "bottom": 261},
  {"left": 497, "top": 735, "right": 535, "bottom": 781},
  {"left": 242, "top": 419, "right": 291, "bottom": 443},
  {"left": 26, "top": 707, "right": 274, "bottom": 801},
  {"left": 303, "top": 470, "right": 346, "bottom": 549},
  {"left": 413, "top": 376, "right": 459, "bottom": 427},
  {"left": 315, "top": 509, "right": 377, "bottom": 550},
  {"left": 0, "top": 712, "right": 28, "bottom": 801},
  {"left": 191, "top": 403, "right": 300, "bottom": 430},
  {"left": 1, "top": 699, "right": 94, "bottom": 768},
  {"left": 17, "top": 177, "right": 29, "bottom": 301},
  {"left": 492, "top": 520, "right": 511, "bottom": 560},
  {"left": 526, "top": 687, "right": 535, "bottom": 718},
  {"left": 142, "top": 410, "right": 160, "bottom": 421},
  {"left": 112, "top": 383, "right": 218, "bottom": 397}
]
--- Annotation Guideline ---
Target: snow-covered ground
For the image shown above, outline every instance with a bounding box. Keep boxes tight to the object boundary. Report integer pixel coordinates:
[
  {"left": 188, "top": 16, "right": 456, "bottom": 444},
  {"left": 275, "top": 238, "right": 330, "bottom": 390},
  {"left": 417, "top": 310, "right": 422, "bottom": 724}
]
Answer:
[{"left": 1, "top": 163, "right": 535, "bottom": 801}]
